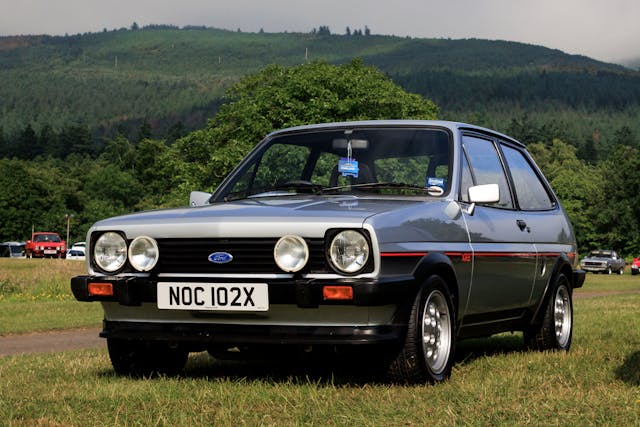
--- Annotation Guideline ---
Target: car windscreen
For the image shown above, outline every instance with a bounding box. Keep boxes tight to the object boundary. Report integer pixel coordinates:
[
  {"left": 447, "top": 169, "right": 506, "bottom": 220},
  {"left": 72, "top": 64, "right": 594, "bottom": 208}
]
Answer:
[
  {"left": 34, "top": 234, "right": 61, "bottom": 243},
  {"left": 219, "top": 127, "right": 451, "bottom": 201}
]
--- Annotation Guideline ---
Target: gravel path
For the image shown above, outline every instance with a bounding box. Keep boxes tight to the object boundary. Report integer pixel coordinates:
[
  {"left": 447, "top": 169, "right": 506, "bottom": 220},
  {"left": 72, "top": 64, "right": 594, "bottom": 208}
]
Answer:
[{"left": 0, "top": 327, "right": 103, "bottom": 357}]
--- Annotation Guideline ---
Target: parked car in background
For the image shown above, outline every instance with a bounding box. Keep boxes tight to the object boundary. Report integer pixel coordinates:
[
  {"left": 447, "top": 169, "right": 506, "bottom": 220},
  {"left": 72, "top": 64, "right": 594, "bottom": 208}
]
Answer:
[
  {"left": 631, "top": 257, "right": 640, "bottom": 275},
  {"left": 25, "top": 232, "right": 66, "bottom": 258},
  {"left": 66, "top": 248, "right": 86, "bottom": 261},
  {"left": 71, "top": 241, "right": 86, "bottom": 251},
  {"left": 71, "top": 120, "right": 585, "bottom": 383},
  {"left": 0, "top": 241, "right": 25, "bottom": 258},
  {"left": 580, "top": 250, "right": 625, "bottom": 274}
]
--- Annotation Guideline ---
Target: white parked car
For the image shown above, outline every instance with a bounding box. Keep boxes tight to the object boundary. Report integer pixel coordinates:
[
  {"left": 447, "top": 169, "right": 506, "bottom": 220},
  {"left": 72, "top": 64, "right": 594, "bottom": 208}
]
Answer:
[
  {"left": 66, "top": 248, "right": 86, "bottom": 261},
  {"left": 71, "top": 241, "right": 86, "bottom": 251}
]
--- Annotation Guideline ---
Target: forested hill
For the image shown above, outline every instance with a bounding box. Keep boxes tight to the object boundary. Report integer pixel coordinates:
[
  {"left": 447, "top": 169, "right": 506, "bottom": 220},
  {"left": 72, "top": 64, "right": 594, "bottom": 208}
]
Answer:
[{"left": 1, "top": 25, "right": 639, "bottom": 146}]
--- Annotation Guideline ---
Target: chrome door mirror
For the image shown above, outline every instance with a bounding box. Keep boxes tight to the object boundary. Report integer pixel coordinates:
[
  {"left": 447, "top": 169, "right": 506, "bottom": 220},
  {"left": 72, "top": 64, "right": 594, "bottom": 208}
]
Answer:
[
  {"left": 189, "top": 191, "right": 212, "bottom": 207},
  {"left": 466, "top": 184, "right": 500, "bottom": 215}
]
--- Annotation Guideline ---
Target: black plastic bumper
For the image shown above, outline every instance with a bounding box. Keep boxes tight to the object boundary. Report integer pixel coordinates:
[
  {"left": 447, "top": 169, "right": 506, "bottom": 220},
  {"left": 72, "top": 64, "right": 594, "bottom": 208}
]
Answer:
[
  {"left": 70, "top": 274, "right": 418, "bottom": 308},
  {"left": 100, "top": 320, "right": 405, "bottom": 346},
  {"left": 573, "top": 269, "right": 586, "bottom": 289}
]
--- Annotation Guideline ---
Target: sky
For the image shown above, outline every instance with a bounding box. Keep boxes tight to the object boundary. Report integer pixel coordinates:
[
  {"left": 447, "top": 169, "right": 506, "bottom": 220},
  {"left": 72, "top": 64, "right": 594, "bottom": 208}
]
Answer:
[{"left": 1, "top": 0, "right": 638, "bottom": 64}]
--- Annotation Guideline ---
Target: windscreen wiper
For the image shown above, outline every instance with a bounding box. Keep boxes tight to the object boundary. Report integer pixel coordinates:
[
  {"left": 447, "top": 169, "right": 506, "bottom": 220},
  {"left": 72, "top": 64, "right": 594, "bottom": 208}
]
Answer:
[{"left": 325, "top": 182, "right": 444, "bottom": 195}]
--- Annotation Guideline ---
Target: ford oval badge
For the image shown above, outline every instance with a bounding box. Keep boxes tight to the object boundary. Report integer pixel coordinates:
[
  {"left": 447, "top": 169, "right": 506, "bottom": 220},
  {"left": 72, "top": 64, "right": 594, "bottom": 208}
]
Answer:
[{"left": 208, "top": 252, "right": 233, "bottom": 264}]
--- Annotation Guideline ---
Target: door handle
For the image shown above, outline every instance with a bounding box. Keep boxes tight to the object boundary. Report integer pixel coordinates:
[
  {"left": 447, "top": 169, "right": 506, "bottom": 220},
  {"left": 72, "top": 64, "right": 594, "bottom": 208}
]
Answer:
[{"left": 516, "top": 219, "right": 528, "bottom": 232}]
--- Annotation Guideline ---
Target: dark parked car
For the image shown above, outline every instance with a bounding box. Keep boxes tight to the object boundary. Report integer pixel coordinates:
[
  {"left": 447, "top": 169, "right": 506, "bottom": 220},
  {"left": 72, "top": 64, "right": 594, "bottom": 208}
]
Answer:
[
  {"left": 0, "top": 241, "right": 25, "bottom": 258},
  {"left": 579, "top": 250, "right": 625, "bottom": 275},
  {"left": 71, "top": 120, "right": 585, "bottom": 383}
]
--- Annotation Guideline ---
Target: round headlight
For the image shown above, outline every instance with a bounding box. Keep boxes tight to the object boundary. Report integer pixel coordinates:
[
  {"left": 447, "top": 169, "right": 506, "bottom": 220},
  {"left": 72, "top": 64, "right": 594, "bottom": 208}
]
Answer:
[
  {"left": 274, "top": 235, "right": 309, "bottom": 272},
  {"left": 329, "top": 230, "right": 370, "bottom": 274},
  {"left": 128, "top": 236, "right": 159, "bottom": 272},
  {"left": 94, "top": 232, "right": 127, "bottom": 272}
]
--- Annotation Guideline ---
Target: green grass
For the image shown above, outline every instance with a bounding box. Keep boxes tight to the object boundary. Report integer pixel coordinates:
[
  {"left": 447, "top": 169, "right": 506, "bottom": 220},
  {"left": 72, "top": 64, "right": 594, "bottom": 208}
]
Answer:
[
  {"left": 0, "top": 258, "right": 102, "bottom": 334},
  {"left": 1, "top": 260, "right": 640, "bottom": 424}
]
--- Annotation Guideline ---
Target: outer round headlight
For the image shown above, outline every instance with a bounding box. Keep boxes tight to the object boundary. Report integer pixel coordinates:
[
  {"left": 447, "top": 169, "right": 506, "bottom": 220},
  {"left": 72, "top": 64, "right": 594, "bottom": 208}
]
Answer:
[
  {"left": 128, "top": 236, "right": 159, "bottom": 272},
  {"left": 94, "top": 232, "right": 127, "bottom": 272},
  {"left": 329, "top": 230, "right": 370, "bottom": 274},
  {"left": 274, "top": 235, "right": 309, "bottom": 272}
]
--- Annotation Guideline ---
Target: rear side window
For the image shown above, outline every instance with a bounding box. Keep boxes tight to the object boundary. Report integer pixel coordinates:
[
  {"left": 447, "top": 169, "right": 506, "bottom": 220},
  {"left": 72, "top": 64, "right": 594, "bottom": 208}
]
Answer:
[
  {"left": 501, "top": 144, "right": 555, "bottom": 211},
  {"left": 461, "top": 135, "right": 513, "bottom": 209}
]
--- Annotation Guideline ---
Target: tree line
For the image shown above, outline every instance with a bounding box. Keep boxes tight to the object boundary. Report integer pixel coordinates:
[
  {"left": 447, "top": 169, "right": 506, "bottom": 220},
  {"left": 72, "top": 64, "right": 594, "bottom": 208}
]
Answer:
[{"left": 1, "top": 60, "right": 639, "bottom": 258}]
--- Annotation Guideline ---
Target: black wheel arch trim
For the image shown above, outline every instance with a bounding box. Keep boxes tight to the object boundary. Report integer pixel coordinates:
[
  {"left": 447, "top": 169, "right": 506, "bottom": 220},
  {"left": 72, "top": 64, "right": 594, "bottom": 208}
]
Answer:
[
  {"left": 529, "top": 254, "right": 577, "bottom": 328},
  {"left": 411, "top": 252, "right": 460, "bottom": 319}
]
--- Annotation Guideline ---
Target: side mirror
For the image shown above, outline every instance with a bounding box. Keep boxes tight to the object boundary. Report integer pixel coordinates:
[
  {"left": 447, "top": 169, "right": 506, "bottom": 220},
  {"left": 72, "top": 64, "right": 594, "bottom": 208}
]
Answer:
[
  {"left": 465, "top": 184, "right": 500, "bottom": 215},
  {"left": 189, "top": 191, "right": 212, "bottom": 207}
]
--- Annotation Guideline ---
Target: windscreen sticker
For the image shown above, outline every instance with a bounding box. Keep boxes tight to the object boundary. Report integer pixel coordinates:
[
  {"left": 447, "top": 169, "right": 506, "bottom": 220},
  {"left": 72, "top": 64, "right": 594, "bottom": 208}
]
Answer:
[
  {"left": 426, "top": 177, "right": 446, "bottom": 189},
  {"left": 338, "top": 157, "right": 359, "bottom": 178}
]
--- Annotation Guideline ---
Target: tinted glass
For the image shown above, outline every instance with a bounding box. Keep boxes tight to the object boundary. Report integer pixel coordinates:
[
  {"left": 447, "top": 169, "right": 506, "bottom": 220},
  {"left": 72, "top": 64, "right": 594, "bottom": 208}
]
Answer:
[
  {"left": 501, "top": 144, "right": 555, "bottom": 210},
  {"left": 462, "top": 135, "right": 513, "bottom": 209},
  {"left": 222, "top": 127, "right": 451, "bottom": 200}
]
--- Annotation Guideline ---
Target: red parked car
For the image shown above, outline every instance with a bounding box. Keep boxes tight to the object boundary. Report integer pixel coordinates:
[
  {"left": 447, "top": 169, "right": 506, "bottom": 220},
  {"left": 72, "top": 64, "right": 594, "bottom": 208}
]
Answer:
[
  {"left": 632, "top": 258, "right": 640, "bottom": 275},
  {"left": 25, "top": 232, "right": 66, "bottom": 258}
]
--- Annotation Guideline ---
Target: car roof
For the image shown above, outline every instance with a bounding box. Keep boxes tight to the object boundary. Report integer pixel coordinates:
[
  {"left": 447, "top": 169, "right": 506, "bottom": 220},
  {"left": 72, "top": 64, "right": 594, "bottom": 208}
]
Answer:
[{"left": 263, "top": 120, "right": 525, "bottom": 149}]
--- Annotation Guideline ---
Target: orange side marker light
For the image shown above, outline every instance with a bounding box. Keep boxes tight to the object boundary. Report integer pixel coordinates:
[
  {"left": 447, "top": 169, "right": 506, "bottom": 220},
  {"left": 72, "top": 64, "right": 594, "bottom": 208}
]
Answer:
[
  {"left": 88, "top": 282, "right": 114, "bottom": 297},
  {"left": 323, "top": 286, "right": 353, "bottom": 300}
]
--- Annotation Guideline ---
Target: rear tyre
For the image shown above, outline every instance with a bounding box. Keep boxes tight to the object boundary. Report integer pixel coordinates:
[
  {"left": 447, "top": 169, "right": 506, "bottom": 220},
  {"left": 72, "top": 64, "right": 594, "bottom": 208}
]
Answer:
[
  {"left": 107, "top": 338, "right": 188, "bottom": 377},
  {"left": 387, "top": 275, "right": 455, "bottom": 383},
  {"left": 525, "top": 273, "right": 572, "bottom": 351}
]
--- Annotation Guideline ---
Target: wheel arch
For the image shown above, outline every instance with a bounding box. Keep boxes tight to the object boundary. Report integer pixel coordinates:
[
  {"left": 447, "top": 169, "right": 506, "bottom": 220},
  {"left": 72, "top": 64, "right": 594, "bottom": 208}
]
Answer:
[
  {"left": 412, "top": 253, "right": 460, "bottom": 319},
  {"left": 530, "top": 254, "right": 574, "bottom": 327}
]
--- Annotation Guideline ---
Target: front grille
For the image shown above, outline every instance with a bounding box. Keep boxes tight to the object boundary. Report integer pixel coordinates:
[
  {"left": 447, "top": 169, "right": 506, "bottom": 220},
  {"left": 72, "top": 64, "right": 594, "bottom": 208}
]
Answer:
[{"left": 155, "top": 238, "right": 328, "bottom": 274}]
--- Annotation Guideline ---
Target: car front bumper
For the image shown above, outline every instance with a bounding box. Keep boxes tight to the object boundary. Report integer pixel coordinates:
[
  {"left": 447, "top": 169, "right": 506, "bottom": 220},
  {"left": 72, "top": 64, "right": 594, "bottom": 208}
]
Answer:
[
  {"left": 581, "top": 265, "right": 607, "bottom": 272},
  {"left": 71, "top": 274, "right": 418, "bottom": 347}
]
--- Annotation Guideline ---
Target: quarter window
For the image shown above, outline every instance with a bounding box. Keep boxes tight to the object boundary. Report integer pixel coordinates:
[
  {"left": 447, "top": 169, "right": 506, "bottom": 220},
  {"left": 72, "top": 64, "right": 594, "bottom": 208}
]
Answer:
[{"left": 501, "top": 144, "right": 555, "bottom": 210}]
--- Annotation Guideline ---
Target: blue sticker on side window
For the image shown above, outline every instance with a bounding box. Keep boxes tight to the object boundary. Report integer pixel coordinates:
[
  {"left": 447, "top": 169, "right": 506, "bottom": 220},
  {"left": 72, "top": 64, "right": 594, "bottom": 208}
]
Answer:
[
  {"left": 426, "top": 177, "right": 446, "bottom": 189},
  {"left": 338, "top": 157, "right": 359, "bottom": 178}
]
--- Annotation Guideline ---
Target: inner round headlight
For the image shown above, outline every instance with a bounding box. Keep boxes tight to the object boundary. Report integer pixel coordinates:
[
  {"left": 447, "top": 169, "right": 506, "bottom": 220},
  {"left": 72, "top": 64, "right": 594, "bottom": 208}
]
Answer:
[
  {"left": 94, "top": 232, "right": 127, "bottom": 272},
  {"left": 329, "top": 230, "right": 370, "bottom": 274},
  {"left": 128, "top": 236, "right": 159, "bottom": 272},
  {"left": 274, "top": 235, "right": 309, "bottom": 272}
]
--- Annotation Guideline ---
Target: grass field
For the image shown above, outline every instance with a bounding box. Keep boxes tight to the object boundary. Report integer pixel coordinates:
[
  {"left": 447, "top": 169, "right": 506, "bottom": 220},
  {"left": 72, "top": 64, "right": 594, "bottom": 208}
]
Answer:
[{"left": 1, "top": 259, "right": 639, "bottom": 425}]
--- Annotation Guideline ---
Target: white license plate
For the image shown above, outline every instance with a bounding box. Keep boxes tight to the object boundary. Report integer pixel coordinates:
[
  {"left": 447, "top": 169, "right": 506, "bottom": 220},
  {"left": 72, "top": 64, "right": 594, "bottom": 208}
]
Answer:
[
  {"left": 157, "top": 282, "right": 268, "bottom": 311},
  {"left": 44, "top": 249, "right": 57, "bottom": 255}
]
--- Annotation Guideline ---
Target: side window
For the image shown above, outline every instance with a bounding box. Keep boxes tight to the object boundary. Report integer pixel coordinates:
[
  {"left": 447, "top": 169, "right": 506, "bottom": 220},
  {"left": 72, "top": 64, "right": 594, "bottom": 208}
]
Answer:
[
  {"left": 501, "top": 144, "right": 555, "bottom": 211},
  {"left": 462, "top": 135, "right": 513, "bottom": 209}
]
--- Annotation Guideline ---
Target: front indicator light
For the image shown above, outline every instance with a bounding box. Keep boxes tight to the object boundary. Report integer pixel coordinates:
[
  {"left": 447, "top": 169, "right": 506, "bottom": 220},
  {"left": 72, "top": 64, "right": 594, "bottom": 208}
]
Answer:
[
  {"left": 323, "top": 286, "right": 353, "bottom": 300},
  {"left": 88, "top": 282, "right": 113, "bottom": 297}
]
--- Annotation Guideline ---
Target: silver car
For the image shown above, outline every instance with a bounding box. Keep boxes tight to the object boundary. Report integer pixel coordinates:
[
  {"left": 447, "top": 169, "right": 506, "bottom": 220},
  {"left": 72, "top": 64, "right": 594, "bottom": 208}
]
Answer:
[{"left": 71, "top": 120, "right": 585, "bottom": 383}]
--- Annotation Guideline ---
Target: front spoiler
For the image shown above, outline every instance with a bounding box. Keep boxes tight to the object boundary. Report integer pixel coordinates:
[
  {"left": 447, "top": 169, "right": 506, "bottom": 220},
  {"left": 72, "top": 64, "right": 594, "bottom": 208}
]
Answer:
[{"left": 100, "top": 320, "right": 405, "bottom": 346}]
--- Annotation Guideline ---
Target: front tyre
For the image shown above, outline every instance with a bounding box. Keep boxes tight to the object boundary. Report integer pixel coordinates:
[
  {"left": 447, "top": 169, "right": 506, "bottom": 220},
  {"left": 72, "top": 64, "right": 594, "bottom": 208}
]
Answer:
[
  {"left": 388, "top": 275, "right": 456, "bottom": 383},
  {"left": 107, "top": 338, "right": 188, "bottom": 377},
  {"left": 525, "top": 273, "right": 573, "bottom": 351}
]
